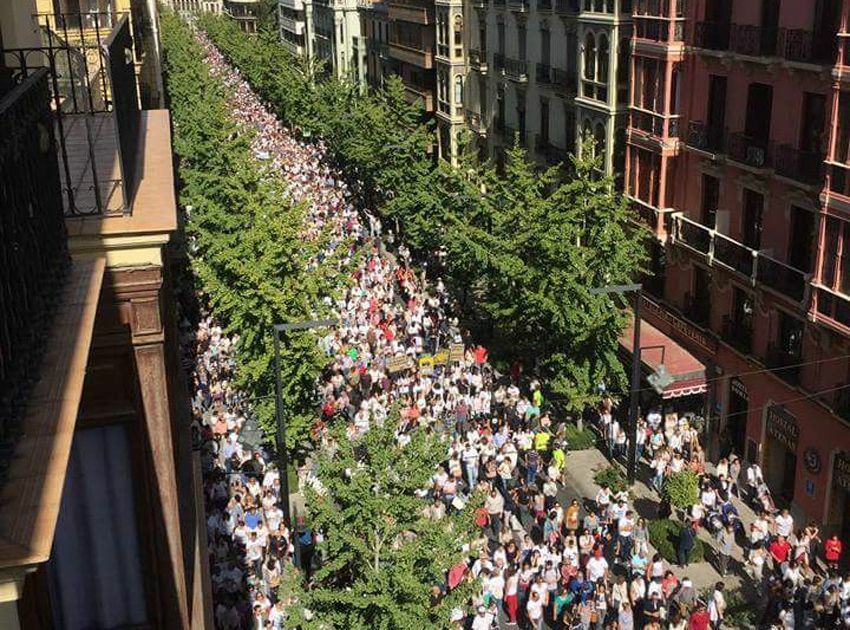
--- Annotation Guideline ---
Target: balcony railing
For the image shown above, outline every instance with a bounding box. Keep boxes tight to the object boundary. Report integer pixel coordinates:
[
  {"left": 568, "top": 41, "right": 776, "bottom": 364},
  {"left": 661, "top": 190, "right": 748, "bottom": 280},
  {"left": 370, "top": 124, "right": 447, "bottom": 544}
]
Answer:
[
  {"left": 536, "top": 62, "right": 554, "bottom": 85},
  {"left": 469, "top": 48, "right": 488, "bottom": 72},
  {"left": 757, "top": 255, "right": 808, "bottom": 303},
  {"left": 721, "top": 316, "right": 753, "bottom": 355},
  {"left": 504, "top": 57, "right": 529, "bottom": 81},
  {"left": 774, "top": 145, "right": 824, "bottom": 186},
  {"left": 3, "top": 12, "right": 140, "bottom": 216},
  {"left": 686, "top": 120, "right": 724, "bottom": 153},
  {"left": 551, "top": 68, "right": 577, "bottom": 96},
  {"left": 694, "top": 21, "right": 731, "bottom": 51},
  {"left": 631, "top": 109, "right": 680, "bottom": 139},
  {"left": 537, "top": 0, "right": 553, "bottom": 11},
  {"left": 780, "top": 28, "right": 835, "bottom": 65},
  {"left": 730, "top": 24, "right": 779, "bottom": 57},
  {"left": 555, "top": 0, "right": 579, "bottom": 14},
  {"left": 467, "top": 110, "right": 487, "bottom": 135},
  {"left": 493, "top": 52, "right": 505, "bottom": 72},
  {"left": 634, "top": 17, "right": 685, "bottom": 43},
  {"left": 726, "top": 131, "right": 772, "bottom": 169},
  {"left": 0, "top": 69, "right": 70, "bottom": 455},
  {"left": 672, "top": 214, "right": 811, "bottom": 306},
  {"left": 508, "top": 0, "right": 530, "bottom": 11},
  {"left": 765, "top": 343, "right": 802, "bottom": 386}
]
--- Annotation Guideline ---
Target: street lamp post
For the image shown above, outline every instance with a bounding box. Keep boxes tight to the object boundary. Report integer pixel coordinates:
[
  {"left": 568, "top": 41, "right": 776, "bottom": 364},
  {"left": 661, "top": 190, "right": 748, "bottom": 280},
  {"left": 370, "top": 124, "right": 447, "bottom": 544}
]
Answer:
[
  {"left": 590, "top": 283, "right": 642, "bottom": 484},
  {"left": 273, "top": 318, "right": 336, "bottom": 527}
]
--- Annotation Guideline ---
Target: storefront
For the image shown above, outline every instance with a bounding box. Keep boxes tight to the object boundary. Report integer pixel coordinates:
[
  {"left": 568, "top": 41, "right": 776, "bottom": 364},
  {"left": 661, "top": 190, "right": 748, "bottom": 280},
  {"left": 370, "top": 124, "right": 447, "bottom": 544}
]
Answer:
[
  {"left": 763, "top": 404, "right": 799, "bottom": 504},
  {"left": 724, "top": 378, "right": 750, "bottom": 462}
]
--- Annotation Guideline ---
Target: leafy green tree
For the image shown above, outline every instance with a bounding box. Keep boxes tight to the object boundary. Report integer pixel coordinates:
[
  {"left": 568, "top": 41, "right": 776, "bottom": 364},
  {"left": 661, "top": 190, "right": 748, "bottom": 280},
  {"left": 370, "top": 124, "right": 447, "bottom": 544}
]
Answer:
[
  {"left": 285, "top": 417, "right": 480, "bottom": 629},
  {"left": 161, "top": 12, "right": 346, "bottom": 452}
]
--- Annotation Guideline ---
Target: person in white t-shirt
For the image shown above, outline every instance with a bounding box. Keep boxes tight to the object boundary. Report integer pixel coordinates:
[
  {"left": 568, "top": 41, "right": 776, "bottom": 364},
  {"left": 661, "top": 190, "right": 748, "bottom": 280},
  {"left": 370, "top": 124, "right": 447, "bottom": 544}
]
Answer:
[
  {"left": 526, "top": 590, "right": 544, "bottom": 629},
  {"left": 708, "top": 582, "right": 726, "bottom": 628},
  {"left": 586, "top": 550, "right": 609, "bottom": 582},
  {"left": 775, "top": 508, "right": 794, "bottom": 538}
]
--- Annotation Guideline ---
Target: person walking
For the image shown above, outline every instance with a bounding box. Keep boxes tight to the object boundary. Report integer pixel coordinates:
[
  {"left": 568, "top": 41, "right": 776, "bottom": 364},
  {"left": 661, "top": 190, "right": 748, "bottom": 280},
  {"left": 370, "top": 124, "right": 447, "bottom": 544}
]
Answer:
[
  {"left": 716, "top": 524, "right": 735, "bottom": 576},
  {"left": 678, "top": 520, "right": 697, "bottom": 568}
]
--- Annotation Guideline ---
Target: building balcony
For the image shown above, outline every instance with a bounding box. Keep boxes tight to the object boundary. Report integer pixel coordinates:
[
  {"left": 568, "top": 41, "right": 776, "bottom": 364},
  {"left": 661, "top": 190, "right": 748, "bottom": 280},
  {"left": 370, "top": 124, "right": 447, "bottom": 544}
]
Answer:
[
  {"left": 469, "top": 49, "right": 488, "bottom": 73},
  {"left": 279, "top": 14, "right": 305, "bottom": 34},
  {"left": 765, "top": 344, "right": 802, "bottom": 387},
  {"left": 726, "top": 131, "right": 772, "bottom": 169},
  {"left": 437, "top": 99, "right": 464, "bottom": 121},
  {"left": 388, "top": 0, "right": 433, "bottom": 24},
  {"left": 551, "top": 68, "right": 577, "bottom": 97},
  {"left": 774, "top": 145, "right": 824, "bottom": 187},
  {"left": 6, "top": 14, "right": 142, "bottom": 216},
  {"left": 503, "top": 57, "right": 529, "bottom": 82},
  {"left": 630, "top": 108, "right": 680, "bottom": 140},
  {"left": 536, "top": 62, "right": 555, "bottom": 86},
  {"left": 634, "top": 16, "right": 685, "bottom": 44},
  {"left": 472, "top": 0, "right": 488, "bottom": 7},
  {"left": 555, "top": 0, "right": 579, "bottom": 14},
  {"left": 493, "top": 52, "right": 505, "bottom": 72},
  {"left": 508, "top": 0, "right": 530, "bottom": 12},
  {"left": 467, "top": 110, "right": 487, "bottom": 136},
  {"left": 535, "top": 135, "right": 565, "bottom": 166},
  {"left": 671, "top": 214, "right": 811, "bottom": 306},
  {"left": 388, "top": 40, "right": 434, "bottom": 68},
  {"left": 693, "top": 21, "right": 731, "bottom": 51},
  {"left": 780, "top": 28, "right": 835, "bottom": 65},
  {"left": 278, "top": 0, "right": 304, "bottom": 9},
  {"left": 537, "top": 0, "right": 553, "bottom": 12},
  {"left": 685, "top": 120, "right": 724, "bottom": 153},
  {"left": 729, "top": 24, "right": 779, "bottom": 57},
  {"left": 403, "top": 83, "right": 434, "bottom": 111},
  {"left": 815, "top": 287, "right": 850, "bottom": 332},
  {"left": 721, "top": 316, "right": 753, "bottom": 356}
]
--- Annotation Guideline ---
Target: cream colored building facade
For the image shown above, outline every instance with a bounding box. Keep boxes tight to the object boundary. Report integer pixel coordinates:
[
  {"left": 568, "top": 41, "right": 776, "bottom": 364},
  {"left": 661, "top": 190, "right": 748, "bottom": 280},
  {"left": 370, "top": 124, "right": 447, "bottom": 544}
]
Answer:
[
  {"left": 457, "top": 0, "right": 630, "bottom": 176},
  {"left": 279, "top": 0, "right": 368, "bottom": 86}
]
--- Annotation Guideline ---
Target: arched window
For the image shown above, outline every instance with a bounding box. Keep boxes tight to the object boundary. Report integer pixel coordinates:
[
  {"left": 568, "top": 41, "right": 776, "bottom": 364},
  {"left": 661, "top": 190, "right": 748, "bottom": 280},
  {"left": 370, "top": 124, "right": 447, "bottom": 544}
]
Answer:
[
  {"left": 584, "top": 33, "right": 596, "bottom": 80},
  {"left": 598, "top": 34, "right": 609, "bottom": 83},
  {"left": 454, "top": 75, "right": 463, "bottom": 103},
  {"left": 594, "top": 122, "right": 606, "bottom": 163}
]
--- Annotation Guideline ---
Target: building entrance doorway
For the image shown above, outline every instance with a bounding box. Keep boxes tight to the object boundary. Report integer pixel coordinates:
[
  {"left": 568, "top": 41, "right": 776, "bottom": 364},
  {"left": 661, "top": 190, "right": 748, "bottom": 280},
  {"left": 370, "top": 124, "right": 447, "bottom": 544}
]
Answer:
[{"left": 764, "top": 405, "right": 799, "bottom": 504}]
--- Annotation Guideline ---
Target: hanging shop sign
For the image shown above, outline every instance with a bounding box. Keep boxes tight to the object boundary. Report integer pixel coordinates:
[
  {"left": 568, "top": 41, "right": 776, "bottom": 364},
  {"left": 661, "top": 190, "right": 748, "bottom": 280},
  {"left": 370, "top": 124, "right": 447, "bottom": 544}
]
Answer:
[
  {"left": 730, "top": 378, "right": 748, "bottom": 401},
  {"left": 766, "top": 405, "right": 799, "bottom": 452}
]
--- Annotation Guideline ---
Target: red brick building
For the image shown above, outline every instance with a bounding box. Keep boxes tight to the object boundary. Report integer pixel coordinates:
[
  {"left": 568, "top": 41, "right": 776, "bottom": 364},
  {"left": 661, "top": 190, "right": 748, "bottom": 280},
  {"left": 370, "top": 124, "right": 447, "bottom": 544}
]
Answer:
[{"left": 625, "top": 0, "right": 850, "bottom": 533}]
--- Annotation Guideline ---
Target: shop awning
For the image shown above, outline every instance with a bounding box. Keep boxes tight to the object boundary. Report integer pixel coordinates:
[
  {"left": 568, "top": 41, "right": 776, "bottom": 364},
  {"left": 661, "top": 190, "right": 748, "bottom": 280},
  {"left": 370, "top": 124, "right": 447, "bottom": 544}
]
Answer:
[{"left": 618, "top": 314, "right": 708, "bottom": 399}]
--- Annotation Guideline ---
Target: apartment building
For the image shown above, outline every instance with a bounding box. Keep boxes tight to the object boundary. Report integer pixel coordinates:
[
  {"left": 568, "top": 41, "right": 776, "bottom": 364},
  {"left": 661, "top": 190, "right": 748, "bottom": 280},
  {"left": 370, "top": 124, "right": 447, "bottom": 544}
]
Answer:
[
  {"left": 460, "top": 0, "right": 631, "bottom": 173},
  {"left": 362, "top": 0, "right": 391, "bottom": 89},
  {"left": 384, "top": 0, "right": 436, "bottom": 112},
  {"left": 224, "top": 0, "right": 260, "bottom": 32},
  {"left": 0, "top": 1, "right": 211, "bottom": 627},
  {"left": 625, "top": 0, "right": 850, "bottom": 532},
  {"left": 278, "top": 0, "right": 367, "bottom": 84},
  {"left": 169, "top": 0, "right": 224, "bottom": 16}
]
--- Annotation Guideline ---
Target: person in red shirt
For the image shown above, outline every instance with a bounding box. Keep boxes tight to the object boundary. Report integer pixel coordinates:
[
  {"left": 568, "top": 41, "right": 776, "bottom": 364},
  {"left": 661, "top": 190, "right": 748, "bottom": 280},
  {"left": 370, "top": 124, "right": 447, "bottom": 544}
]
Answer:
[
  {"left": 769, "top": 535, "right": 792, "bottom": 568},
  {"left": 688, "top": 600, "right": 710, "bottom": 630},
  {"left": 825, "top": 533, "right": 843, "bottom": 570}
]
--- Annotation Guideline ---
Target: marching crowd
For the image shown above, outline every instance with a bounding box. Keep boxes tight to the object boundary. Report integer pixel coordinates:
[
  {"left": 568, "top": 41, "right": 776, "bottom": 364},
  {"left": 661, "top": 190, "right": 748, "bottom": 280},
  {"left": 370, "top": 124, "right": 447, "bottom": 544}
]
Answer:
[{"left": 182, "top": 31, "right": 850, "bottom": 630}]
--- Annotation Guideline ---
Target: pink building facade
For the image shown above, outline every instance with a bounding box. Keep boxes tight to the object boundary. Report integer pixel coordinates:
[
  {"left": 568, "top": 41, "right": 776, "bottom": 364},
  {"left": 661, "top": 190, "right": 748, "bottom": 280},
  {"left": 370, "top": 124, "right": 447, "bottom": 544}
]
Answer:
[{"left": 625, "top": 0, "right": 850, "bottom": 533}]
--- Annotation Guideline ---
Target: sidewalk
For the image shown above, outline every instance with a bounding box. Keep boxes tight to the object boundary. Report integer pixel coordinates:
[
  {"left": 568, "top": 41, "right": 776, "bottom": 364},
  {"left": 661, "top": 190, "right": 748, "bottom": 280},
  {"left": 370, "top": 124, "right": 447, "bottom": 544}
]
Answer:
[{"left": 560, "top": 448, "right": 753, "bottom": 596}]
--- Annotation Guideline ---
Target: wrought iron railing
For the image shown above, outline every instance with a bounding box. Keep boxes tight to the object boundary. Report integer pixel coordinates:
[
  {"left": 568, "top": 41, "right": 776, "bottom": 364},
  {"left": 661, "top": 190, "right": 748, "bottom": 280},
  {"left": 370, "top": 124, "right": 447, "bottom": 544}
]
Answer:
[
  {"left": 721, "top": 316, "right": 753, "bottom": 355},
  {"left": 3, "top": 12, "right": 140, "bottom": 216},
  {"left": 713, "top": 232, "right": 755, "bottom": 277},
  {"left": 730, "top": 24, "right": 778, "bottom": 57},
  {"left": 765, "top": 343, "right": 802, "bottom": 386},
  {"left": 774, "top": 145, "right": 824, "bottom": 186},
  {"left": 551, "top": 68, "right": 577, "bottom": 96},
  {"left": 694, "top": 21, "right": 731, "bottom": 51},
  {"left": 536, "top": 62, "right": 554, "bottom": 85},
  {"left": 757, "top": 254, "right": 808, "bottom": 303},
  {"left": 469, "top": 48, "right": 488, "bottom": 70},
  {"left": 504, "top": 57, "right": 529, "bottom": 81},
  {"left": 686, "top": 120, "right": 724, "bottom": 153},
  {"left": 0, "top": 69, "right": 70, "bottom": 473},
  {"left": 493, "top": 52, "right": 506, "bottom": 72},
  {"left": 726, "top": 131, "right": 772, "bottom": 169},
  {"left": 779, "top": 28, "right": 836, "bottom": 65},
  {"left": 537, "top": 0, "right": 553, "bottom": 10},
  {"left": 555, "top": 0, "right": 579, "bottom": 14}
]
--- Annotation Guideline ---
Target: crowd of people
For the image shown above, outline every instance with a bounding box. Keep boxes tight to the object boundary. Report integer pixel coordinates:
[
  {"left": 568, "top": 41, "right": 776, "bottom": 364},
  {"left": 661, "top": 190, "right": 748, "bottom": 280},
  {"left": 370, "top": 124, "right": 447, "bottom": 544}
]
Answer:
[{"left": 181, "top": 30, "right": 850, "bottom": 630}]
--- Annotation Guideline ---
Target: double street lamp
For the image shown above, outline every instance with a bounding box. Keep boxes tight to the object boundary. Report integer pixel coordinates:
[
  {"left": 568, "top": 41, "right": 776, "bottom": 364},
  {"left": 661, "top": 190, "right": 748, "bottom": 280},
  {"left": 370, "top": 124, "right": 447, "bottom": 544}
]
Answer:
[{"left": 272, "top": 318, "right": 336, "bottom": 526}]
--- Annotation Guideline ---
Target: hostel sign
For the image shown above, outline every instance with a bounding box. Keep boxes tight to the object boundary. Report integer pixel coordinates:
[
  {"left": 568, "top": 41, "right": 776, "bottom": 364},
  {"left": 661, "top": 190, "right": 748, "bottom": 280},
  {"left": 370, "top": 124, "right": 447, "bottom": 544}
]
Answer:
[
  {"left": 834, "top": 452, "right": 850, "bottom": 492},
  {"left": 766, "top": 405, "right": 799, "bottom": 452}
]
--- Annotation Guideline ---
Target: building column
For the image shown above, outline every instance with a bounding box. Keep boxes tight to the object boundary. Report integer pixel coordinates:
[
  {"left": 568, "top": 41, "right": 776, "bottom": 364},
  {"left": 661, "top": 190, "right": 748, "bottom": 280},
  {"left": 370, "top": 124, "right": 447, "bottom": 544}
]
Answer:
[{"left": 117, "top": 266, "right": 190, "bottom": 630}]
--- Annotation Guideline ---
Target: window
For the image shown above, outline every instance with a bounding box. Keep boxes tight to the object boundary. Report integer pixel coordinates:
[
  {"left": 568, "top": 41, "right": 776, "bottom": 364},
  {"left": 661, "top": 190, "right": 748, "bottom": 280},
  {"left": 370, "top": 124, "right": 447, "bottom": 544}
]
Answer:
[
  {"left": 788, "top": 206, "right": 815, "bottom": 273},
  {"left": 598, "top": 35, "right": 609, "bottom": 83},
  {"left": 742, "top": 189, "right": 763, "bottom": 250},
  {"left": 836, "top": 92, "right": 850, "bottom": 163},
  {"left": 584, "top": 33, "right": 596, "bottom": 80},
  {"left": 498, "top": 21, "right": 506, "bottom": 54},
  {"left": 701, "top": 175, "right": 719, "bottom": 228},
  {"left": 594, "top": 122, "right": 606, "bottom": 164},
  {"left": 454, "top": 75, "right": 463, "bottom": 103},
  {"left": 518, "top": 24, "right": 527, "bottom": 61},
  {"left": 540, "top": 98, "right": 550, "bottom": 144}
]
